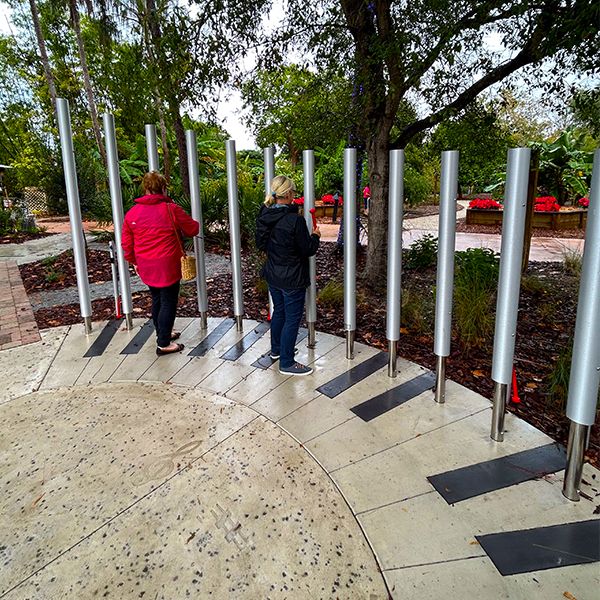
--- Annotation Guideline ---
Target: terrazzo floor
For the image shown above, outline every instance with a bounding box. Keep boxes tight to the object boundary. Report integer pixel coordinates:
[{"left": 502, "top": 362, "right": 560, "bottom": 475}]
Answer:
[{"left": 1, "top": 317, "right": 598, "bottom": 600}]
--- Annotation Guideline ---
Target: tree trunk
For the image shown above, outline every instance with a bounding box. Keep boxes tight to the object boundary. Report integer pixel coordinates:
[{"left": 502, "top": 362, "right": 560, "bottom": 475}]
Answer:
[
  {"left": 364, "top": 129, "right": 391, "bottom": 285},
  {"left": 173, "top": 111, "right": 190, "bottom": 198},
  {"left": 29, "top": 0, "right": 57, "bottom": 114},
  {"left": 70, "top": 0, "right": 106, "bottom": 164}
]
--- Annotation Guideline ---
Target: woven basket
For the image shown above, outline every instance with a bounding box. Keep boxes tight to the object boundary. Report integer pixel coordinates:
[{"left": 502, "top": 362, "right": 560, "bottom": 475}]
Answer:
[{"left": 180, "top": 254, "right": 197, "bottom": 281}]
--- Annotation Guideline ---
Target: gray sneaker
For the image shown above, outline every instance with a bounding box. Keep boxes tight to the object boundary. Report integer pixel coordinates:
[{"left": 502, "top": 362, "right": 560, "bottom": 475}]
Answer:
[{"left": 279, "top": 362, "right": 313, "bottom": 376}]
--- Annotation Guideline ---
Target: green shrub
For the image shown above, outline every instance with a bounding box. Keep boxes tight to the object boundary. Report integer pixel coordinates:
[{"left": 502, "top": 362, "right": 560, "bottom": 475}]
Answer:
[
  {"left": 404, "top": 164, "right": 434, "bottom": 207},
  {"left": 453, "top": 248, "right": 499, "bottom": 350},
  {"left": 547, "top": 342, "right": 572, "bottom": 410},
  {"left": 401, "top": 288, "right": 432, "bottom": 334},
  {"left": 318, "top": 279, "right": 344, "bottom": 307},
  {"left": 405, "top": 235, "right": 438, "bottom": 270},
  {"left": 562, "top": 248, "right": 582, "bottom": 278},
  {"left": 520, "top": 274, "right": 548, "bottom": 297}
]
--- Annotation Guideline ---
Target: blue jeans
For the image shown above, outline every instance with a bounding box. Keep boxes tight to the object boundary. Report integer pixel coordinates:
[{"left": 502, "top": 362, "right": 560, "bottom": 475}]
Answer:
[{"left": 269, "top": 286, "right": 306, "bottom": 368}]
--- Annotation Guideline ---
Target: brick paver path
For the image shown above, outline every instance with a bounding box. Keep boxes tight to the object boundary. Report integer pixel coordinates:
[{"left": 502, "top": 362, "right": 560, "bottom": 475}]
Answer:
[{"left": 0, "top": 261, "right": 41, "bottom": 350}]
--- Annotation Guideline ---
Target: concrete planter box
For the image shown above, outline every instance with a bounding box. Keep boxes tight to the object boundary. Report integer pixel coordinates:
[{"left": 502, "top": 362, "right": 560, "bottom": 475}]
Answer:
[{"left": 466, "top": 208, "right": 588, "bottom": 230}]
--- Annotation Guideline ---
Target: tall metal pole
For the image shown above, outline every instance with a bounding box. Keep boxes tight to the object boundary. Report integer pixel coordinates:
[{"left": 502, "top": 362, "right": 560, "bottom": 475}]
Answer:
[
  {"left": 303, "top": 150, "right": 317, "bottom": 348},
  {"left": 386, "top": 150, "right": 404, "bottom": 377},
  {"left": 186, "top": 130, "right": 209, "bottom": 329},
  {"left": 263, "top": 147, "right": 275, "bottom": 319},
  {"left": 225, "top": 139, "right": 244, "bottom": 331},
  {"left": 490, "top": 148, "right": 530, "bottom": 441},
  {"left": 103, "top": 113, "right": 133, "bottom": 329},
  {"left": 56, "top": 98, "right": 92, "bottom": 334},
  {"left": 434, "top": 151, "right": 459, "bottom": 401},
  {"left": 145, "top": 124, "right": 159, "bottom": 172},
  {"left": 563, "top": 148, "right": 600, "bottom": 502},
  {"left": 344, "top": 148, "right": 357, "bottom": 359}
]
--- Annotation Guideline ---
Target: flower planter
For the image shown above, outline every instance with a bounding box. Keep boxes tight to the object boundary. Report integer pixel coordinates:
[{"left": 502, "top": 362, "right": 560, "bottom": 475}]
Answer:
[
  {"left": 466, "top": 208, "right": 588, "bottom": 230},
  {"left": 298, "top": 202, "right": 343, "bottom": 219}
]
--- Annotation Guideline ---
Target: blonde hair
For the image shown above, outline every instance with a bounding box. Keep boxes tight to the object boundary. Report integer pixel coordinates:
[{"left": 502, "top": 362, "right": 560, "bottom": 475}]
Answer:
[
  {"left": 264, "top": 175, "right": 296, "bottom": 206},
  {"left": 142, "top": 171, "right": 167, "bottom": 195}
]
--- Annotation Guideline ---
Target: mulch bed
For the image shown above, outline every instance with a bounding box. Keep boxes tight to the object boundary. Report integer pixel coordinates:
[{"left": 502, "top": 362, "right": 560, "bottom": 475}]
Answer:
[
  {"left": 25, "top": 243, "right": 599, "bottom": 475},
  {"left": 0, "top": 231, "right": 56, "bottom": 244},
  {"left": 456, "top": 219, "right": 586, "bottom": 239},
  {"left": 19, "top": 249, "right": 134, "bottom": 292}
]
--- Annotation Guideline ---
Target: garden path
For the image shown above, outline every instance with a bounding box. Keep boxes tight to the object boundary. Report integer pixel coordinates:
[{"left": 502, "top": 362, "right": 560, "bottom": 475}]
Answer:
[{"left": 0, "top": 317, "right": 597, "bottom": 599}]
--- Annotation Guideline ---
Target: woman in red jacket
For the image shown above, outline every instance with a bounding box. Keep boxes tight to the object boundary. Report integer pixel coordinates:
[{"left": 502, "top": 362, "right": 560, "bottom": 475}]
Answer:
[{"left": 122, "top": 171, "right": 199, "bottom": 355}]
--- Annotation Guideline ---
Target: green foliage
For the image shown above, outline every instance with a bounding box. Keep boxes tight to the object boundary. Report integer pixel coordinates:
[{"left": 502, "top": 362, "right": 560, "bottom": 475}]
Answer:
[
  {"left": 533, "top": 130, "right": 594, "bottom": 204},
  {"left": 570, "top": 88, "right": 600, "bottom": 140},
  {"left": 401, "top": 288, "right": 432, "bottom": 335},
  {"left": 520, "top": 274, "right": 548, "bottom": 297},
  {"left": 547, "top": 342, "right": 573, "bottom": 410},
  {"left": 317, "top": 279, "right": 344, "bottom": 307},
  {"left": 562, "top": 248, "right": 583, "bottom": 278},
  {"left": 453, "top": 248, "right": 500, "bottom": 350},
  {"left": 405, "top": 235, "right": 438, "bottom": 270}
]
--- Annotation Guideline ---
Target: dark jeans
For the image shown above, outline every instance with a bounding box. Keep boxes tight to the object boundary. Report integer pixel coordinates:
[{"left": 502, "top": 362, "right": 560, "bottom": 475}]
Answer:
[
  {"left": 269, "top": 286, "right": 306, "bottom": 368},
  {"left": 149, "top": 281, "right": 180, "bottom": 347}
]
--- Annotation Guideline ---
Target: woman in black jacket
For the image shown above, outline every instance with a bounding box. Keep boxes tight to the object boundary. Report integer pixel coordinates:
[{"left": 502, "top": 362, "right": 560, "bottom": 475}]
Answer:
[{"left": 256, "top": 176, "right": 321, "bottom": 375}]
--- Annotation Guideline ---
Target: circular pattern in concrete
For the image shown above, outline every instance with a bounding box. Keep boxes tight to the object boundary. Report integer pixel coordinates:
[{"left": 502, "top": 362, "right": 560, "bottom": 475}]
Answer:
[{"left": 0, "top": 382, "right": 387, "bottom": 598}]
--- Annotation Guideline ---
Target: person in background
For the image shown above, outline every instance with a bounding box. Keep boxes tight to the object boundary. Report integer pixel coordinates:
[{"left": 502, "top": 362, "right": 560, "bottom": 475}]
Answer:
[
  {"left": 122, "top": 171, "right": 199, "bottom": 355},
  {"left": 363, "top": 185, "right": 371, "bottom": 211},
  {"left": 256, "top": 175, "right": 321, "bottom": 376}
]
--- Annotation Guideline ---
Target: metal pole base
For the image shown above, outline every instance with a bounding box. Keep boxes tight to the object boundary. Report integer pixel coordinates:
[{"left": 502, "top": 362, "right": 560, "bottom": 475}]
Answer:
[
  {"left": 346, "top": 330, "right": 355, "bottom": 359},
  {"left": 234, "top": 315, "right": 243, "bottom": 332},
  {"left": 124, "top": 313, "right": 133, "bottom": 330},
  {"left": 434, "top": 355, "right": 446, "bottom": 404},
  {"left": 307, "top": 322, "right": 316, "bottom": 349},
  {"left": 562, "top": 421, "right": 589, "bottom": 502},
  {"left": 387, "top": 340, "right": 397, "bottom": 378},
  {"left": 83, "top": 316, "right": 93, "bottom": 335},
  {"left": 200, "top": 312, "right": 208, "bottom": 330},
  {"left": 490, "top": 382, "right": 508, "bottom": 442}
]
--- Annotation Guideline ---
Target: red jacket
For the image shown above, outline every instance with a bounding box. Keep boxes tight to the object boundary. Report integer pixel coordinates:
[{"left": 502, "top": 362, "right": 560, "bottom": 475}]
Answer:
[{"left": 122, "top": 194, "right": 200, "bottom": 288}]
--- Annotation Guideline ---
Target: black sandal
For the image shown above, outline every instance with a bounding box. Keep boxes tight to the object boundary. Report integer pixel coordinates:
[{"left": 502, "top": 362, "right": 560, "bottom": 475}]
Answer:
[
  {"left": 171, "top": 332, "right": 181, "bottom": 341},
  {"left": 156, "top": 343, "right": 185, "bottom": 356}
]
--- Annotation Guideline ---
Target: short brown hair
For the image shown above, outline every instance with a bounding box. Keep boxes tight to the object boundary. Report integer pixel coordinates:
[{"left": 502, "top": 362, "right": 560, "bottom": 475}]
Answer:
[{"left": 142, "top": 171, "right": 167, "bottom": 195}]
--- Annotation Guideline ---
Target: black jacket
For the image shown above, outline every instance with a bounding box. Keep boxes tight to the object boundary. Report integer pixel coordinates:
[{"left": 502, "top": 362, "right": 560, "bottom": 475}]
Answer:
[{"left": 255, "top": 204, "right": 320, "bottom": 290}]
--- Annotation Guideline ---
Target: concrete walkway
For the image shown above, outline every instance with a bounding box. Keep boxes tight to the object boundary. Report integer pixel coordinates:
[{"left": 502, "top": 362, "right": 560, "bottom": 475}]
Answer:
[{"left": 1, "top": 318, "right": 598, "bottom": 599}]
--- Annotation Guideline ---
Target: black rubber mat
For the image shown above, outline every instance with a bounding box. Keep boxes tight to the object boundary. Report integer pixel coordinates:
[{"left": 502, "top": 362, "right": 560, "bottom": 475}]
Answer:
[
  {"left": 477, "top": 519, "right": 600, "bottom": 576},
  {"left": 252, "top": 328, "right": 308, "bottom": 370},
  {"left": 120, "top": 320, "right": 154, "bottom": 355},
  {"left": 317, "top": 352, "right": 388, "bottom": 398},
  {"left": 83, "top": 320, "right": 122, "bottom": 357},
  {"left": 427, "top": 443, "right": 567, "bottom": 504},
  {"left": 187, "top": 318, "right": 235, "bottom": 357},
  {"left": 350, "top": 370, "right": 435, "bottom": 421},
  {"left": 220, "top": 321, "right": 270, "bottom": 361}
]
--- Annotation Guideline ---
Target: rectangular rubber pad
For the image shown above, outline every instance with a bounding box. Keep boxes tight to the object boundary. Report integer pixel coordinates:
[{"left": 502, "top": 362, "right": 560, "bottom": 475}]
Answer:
[
  {"left": 350, "top": 370, "right": 435, "bottom": 421},
  {"left": 477, "top": 519, "right": 600, "bottom": 576},
  {"left": 427, "top": 443, "right": 566, "bottom": 504}
]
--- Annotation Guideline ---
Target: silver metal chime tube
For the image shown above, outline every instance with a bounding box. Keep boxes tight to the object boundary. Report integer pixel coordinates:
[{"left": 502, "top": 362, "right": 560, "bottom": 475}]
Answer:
[
  {"left": 145, "top": 124, "right": 160, "bottom": 172},
  {"left": 386, "top": 149, "right": 404, "bottom": 377},
  {"left": 225, "top": 140, "right": 244, "bottom": 331},
  {"left": 56, "top": 98, "right": 92, "bottom": 334},
  {"left": 263, "top": 147, "right": 275, "bottom": 319},
  {"left": 103, "top": 113, "right": 133, "bottom": 329},
  {"left": 490, "top": 148, "right": 530, "bottom": 441},
  {"left": 563, "top": 148, "right": 600, "bottom": 502},
  {"left": 344, "top": 148, "right": 357, "bottom": 359},
  {"left": 433, "top": 151, "right": 459, "bottom": 401},
  {"left": 303, "top": 150, "right": 318, "bottom": 348},
  {"left": 186, "top": 130, "right": 209, "bottom": 329}
]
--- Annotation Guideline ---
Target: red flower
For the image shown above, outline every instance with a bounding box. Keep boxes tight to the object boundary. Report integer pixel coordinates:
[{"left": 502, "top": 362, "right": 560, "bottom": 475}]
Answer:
[
  {"left": 469, "top": 198, "right": 502, "bottom": 210},
  {"left": 320, "top": 194, "right": 343, "bottom": 205},
  {"left": 293, "top": 196, "right": 304, "bottom": 205},
  {"left": 534, "top": 196, "right": 560, "bottom": 212},
  {"left": 578, "top": 197, "right": 589, "bottom": 208}
]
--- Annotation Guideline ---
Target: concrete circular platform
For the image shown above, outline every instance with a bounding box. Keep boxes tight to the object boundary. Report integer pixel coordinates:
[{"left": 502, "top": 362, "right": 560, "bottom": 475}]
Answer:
[{"left": 0, "top": 382, "right": 387, "bottom": 598}]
